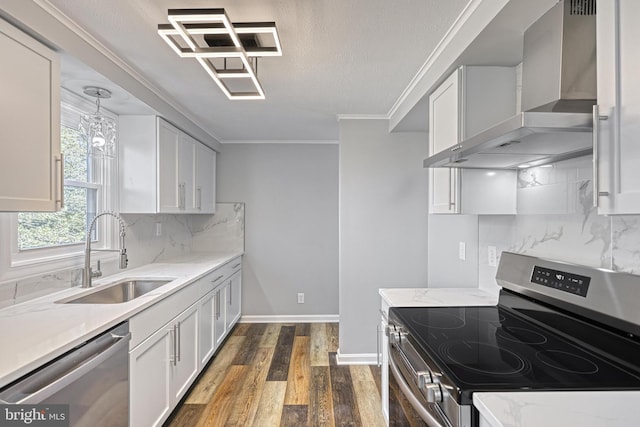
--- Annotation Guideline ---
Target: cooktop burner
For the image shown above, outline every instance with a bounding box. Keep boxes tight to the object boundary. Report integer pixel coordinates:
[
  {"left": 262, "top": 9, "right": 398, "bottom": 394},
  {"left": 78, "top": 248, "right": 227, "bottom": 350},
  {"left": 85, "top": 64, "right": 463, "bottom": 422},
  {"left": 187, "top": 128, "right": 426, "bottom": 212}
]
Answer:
[
  {"left": 439, "top": 341, "right": 528, "bottom": 375},
  {"left": 392, "top": 305, "right": 640, "bottom": 392},
  {"left": 411, "top": 311, "right": 466, "bottom": 329}
]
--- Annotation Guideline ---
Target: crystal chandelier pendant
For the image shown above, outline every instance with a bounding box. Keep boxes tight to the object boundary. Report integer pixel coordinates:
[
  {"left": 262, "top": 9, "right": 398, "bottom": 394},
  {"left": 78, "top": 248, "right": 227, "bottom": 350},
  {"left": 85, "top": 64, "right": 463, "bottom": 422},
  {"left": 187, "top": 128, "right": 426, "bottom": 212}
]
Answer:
[{"left": 79, "top": 87, "right": 117, "bottom": 158}]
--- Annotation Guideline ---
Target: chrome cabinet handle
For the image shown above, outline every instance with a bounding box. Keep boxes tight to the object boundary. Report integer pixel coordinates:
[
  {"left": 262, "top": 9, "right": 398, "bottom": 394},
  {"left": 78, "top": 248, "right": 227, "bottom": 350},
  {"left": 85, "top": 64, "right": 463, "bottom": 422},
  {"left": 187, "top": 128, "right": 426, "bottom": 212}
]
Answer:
[
  {"left": 215, "top": 290, "right": 220, "bottom": 320},
  {"left": 232, "top": 263, "right": 241, "bottom": 269},
  {"left": 449, "top": 169, "right": 456, "bottom": 210},
  {"left": 197, "top": 187, "right": 202, "bottom": 210},
  {"left": 592, "top": 105, "right": 609, "bottom": 208},
  {"left": 176, "top": 321, "right": 181, "bottom": 362},
  {"left": 170, "top": 325, "right": 177, "bottom": 366},
  {"left": 212, "top": 275, "right": 224, "bottom": 283},
  {"left": 56, "top": 154, "right": 64, "bottom": 209}
]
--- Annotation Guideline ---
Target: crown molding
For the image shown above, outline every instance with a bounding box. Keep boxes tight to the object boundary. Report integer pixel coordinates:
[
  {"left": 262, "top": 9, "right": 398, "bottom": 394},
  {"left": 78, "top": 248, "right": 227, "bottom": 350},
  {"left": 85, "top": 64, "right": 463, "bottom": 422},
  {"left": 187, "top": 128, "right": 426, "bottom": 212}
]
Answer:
[
  {"left": 17, "top": 0, "right": 223, "bottom": 148},
  {"left": 336, "top": 114, "right": 388, "bottom": 121},
  {"left": 387, "top": 0, "right": 509, "bottom": 132},
  {"left": 221, "top": 139, "right": 338, "bottom": 145}
]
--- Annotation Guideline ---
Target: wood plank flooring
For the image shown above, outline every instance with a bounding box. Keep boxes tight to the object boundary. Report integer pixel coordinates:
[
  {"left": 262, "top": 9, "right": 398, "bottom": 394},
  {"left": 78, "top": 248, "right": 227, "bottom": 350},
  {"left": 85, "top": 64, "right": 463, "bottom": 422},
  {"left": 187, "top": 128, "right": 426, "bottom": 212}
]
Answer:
[{"left": 166, "top": 323, "right": 386, "bottom": 427}]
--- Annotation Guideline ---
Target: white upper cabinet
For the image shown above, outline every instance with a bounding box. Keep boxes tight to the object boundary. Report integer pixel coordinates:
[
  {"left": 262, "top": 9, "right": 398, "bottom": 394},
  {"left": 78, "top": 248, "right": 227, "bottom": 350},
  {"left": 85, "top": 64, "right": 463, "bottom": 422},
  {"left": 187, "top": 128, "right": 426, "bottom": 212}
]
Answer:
[
  {"left": 156, "top": 119, "right": 182, "bottom": 213},
  {"left": 119, "top": 116, "right": 216, "bottom": 214},
  {"left": 195, "top": 142, "right": 216, "bottom": 214},
  {"left": 594, "top": 0, "right": 640, "bottom": 214},
  {"left": 428, "top": 66, "right": 517, "bottom": 214},
  {"left": 0, "top": 18, "right": 61, "bottom": 212},
  {"left": 429, "top": 70, "right": 460, "bottom": 214}
]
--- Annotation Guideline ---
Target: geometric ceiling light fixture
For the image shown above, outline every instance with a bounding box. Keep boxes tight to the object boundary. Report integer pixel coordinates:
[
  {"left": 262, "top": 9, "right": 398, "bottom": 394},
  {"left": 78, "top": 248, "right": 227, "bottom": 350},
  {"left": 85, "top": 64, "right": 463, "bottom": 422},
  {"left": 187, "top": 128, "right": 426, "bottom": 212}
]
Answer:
[{"left": 158, "top": 8, "right": 282, "bottom": 100}]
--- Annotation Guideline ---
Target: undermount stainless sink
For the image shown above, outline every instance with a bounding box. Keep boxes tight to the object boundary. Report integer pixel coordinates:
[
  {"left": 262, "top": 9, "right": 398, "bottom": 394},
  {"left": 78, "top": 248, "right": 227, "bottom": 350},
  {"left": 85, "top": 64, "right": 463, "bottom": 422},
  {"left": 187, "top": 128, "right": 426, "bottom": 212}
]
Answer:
[{"left": 58, "top": 279, "right": 172, "bottom": 304}]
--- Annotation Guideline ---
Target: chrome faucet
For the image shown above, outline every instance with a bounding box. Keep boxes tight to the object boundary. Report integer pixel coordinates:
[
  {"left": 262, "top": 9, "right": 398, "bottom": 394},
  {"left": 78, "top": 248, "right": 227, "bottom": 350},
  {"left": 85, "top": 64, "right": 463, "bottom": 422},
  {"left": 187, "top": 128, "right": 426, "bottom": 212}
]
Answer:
[{"left": 82, "top": 211, "right": 129, "bottom": 288}]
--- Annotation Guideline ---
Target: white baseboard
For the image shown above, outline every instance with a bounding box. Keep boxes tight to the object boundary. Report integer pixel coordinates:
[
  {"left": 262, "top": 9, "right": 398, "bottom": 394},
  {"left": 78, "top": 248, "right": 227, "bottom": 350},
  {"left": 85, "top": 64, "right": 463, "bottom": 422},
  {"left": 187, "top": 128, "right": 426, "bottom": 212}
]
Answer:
[
  {"left": 240, "top": 314, "right": 339, "bottom": 323},
  {"left": 335, "top": 349, "right": 378, "bottom": 365}
]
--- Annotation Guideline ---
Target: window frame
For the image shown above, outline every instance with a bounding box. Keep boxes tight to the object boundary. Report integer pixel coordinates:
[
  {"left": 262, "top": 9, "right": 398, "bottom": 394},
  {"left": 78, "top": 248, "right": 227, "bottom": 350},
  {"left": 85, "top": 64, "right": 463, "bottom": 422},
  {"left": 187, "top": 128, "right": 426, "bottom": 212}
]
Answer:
[{"left": 0, "top": 89, "right": 119, "bottom": 281}]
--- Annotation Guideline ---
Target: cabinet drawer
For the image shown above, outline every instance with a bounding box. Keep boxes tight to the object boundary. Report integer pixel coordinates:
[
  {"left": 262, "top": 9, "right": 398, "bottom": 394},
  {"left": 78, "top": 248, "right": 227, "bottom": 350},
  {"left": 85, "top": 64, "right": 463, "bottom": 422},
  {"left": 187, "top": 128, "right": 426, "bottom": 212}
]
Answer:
[
  {"left": 130, "top": 281, "right": 200, "bottom": 349},
  {"left": 199, "top": 269, "right": 227, "bottom": 297},
  {"left": 198, "top": 257, "right": 242, "bottom": 297}
]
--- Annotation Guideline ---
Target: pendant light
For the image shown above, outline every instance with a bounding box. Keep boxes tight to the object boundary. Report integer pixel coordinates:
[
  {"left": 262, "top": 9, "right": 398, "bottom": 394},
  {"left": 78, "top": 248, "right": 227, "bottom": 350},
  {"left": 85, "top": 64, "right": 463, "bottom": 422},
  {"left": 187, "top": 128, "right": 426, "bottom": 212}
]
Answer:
[{"left": 79, "top": 86, "right": 117, "bottom": 157}]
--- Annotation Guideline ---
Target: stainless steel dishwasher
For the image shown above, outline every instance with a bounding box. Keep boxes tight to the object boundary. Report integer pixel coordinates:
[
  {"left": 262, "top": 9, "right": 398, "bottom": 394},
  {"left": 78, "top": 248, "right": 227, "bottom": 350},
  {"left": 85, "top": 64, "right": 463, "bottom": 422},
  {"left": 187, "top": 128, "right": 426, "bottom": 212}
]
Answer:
[{"left": 0, "top": 322, "right": 130, "bottom": 427}]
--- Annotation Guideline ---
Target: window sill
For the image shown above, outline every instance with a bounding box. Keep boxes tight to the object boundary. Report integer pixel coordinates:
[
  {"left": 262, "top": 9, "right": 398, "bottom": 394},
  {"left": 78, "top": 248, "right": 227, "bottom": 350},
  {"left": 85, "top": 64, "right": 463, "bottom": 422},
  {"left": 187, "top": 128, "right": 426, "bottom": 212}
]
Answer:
[{"left": 2, "top": 250, "right": 118, "bottom": 284}]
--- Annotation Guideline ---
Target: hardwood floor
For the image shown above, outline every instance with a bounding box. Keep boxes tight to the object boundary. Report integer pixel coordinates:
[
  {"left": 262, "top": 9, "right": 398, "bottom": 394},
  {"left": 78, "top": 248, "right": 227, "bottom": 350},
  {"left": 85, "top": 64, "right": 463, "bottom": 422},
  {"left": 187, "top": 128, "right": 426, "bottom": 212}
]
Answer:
[{"left": 166, "top": 323, "right": 387, "bottom": 427}]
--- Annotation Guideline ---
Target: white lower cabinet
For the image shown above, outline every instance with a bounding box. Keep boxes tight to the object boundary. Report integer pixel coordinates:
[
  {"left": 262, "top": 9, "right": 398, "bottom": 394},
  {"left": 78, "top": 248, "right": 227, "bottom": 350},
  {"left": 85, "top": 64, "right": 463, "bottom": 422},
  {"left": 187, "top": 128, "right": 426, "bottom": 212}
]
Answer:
[
  {"left": 213, "top": 284, "right": 227, "bottom": 347},
  {"left": 226, "top": 271, "right": 242, "bottom": 329},
  {"left": 380, "top": 298, "right": 390, "bottom": 425},
  {"left": 130, "top": 303, "right": 198, "bottom": 427},
  {"left": 130, "top": 256, "right": 242, "bottom": 426},
  {"left": 198, "top": 289, "right": 215, "bottom": 367},
  {"left": 129, "top": 324, "right": 172, "bottom": 427},
  {"left": 170, "top": 305, "right": 199, "bottom": 402}
]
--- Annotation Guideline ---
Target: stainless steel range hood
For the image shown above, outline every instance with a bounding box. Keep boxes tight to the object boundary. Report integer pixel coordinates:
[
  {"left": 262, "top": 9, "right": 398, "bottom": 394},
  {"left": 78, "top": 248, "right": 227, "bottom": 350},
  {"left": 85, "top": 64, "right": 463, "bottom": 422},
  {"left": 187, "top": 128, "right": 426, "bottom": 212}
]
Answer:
[
  {"left": 423, "top": 0, "right": 596, "bottom": 170},
  {"left": 422, "top": 111, "right": 592, "bottom": 168}
]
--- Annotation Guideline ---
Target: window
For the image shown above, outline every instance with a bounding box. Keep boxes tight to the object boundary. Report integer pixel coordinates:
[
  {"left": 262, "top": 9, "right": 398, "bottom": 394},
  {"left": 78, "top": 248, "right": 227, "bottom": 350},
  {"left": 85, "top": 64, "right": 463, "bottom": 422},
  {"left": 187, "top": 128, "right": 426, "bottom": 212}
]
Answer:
[
  {"left": 17, "top": 125, "right": 98, "bottom": 250},
  {"left": 0, "top": 89, "right": 117, "bottom": 279}
]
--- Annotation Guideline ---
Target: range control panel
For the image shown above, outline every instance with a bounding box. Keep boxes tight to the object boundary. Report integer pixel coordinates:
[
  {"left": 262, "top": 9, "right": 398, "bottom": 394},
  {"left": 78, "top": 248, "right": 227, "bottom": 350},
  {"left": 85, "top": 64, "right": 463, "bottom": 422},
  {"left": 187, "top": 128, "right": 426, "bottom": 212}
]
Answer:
[{"left": 531, "top": 266, "right": 591, "bottom": 297}]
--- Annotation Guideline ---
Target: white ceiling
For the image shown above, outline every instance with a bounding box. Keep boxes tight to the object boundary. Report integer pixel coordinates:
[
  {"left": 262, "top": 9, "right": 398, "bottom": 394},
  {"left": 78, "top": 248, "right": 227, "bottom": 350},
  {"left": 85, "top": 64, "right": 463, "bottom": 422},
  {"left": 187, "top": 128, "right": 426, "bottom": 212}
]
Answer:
[{"left": 47, "top": 0, "right": 471, "bottom": 142}]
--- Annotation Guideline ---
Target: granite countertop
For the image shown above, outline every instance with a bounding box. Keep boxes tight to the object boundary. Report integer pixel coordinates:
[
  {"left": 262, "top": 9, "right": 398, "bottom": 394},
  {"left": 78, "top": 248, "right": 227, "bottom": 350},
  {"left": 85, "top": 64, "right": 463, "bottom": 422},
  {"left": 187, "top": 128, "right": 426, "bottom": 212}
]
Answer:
[
  {"left": 0, "top": 251, "right": 242, "bottom": 389},
  {"left": 474, "top": 391, "right": 640, "bottom": 427},
  {"left": 379, "top": 287, "right": 498, "bottom": 307}
]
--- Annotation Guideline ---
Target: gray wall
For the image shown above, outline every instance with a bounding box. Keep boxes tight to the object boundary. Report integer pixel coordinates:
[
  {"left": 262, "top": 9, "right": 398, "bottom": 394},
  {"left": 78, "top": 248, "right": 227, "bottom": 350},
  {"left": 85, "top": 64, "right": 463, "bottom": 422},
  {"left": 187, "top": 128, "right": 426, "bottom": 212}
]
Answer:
[
  {"left": 216, "top": 143, "right": 339, "bottom": 317},
  {"left": 339, "top": 119, "right": 429, "bottom": 356},
  {"left": 427, "top": 214, "right": 479, "bottom": 288}
]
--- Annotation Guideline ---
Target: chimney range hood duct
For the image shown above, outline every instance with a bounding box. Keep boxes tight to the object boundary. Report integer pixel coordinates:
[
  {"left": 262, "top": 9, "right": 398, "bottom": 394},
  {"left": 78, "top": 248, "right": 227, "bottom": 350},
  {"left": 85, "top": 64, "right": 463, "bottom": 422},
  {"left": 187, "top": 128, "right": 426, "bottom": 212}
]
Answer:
[{"left": 423, "top": 0, "right": 596, "bottom": 170}]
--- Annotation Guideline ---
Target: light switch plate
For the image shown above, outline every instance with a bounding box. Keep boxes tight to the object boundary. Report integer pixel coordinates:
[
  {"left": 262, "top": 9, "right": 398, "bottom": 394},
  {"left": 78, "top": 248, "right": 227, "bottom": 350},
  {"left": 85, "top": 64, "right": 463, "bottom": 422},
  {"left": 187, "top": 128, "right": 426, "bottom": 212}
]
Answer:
[{"left": 458, "top": 242, "right": 466, "bottom": 261}]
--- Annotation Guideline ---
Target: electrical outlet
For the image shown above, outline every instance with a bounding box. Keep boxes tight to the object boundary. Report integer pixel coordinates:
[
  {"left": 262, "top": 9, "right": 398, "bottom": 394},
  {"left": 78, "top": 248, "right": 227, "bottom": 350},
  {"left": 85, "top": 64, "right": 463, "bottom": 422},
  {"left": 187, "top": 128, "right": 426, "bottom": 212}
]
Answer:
[
  {"left": 458, "top": 242, "right": 466, "bottom": 261},
  {"left": 155, "top": 222, "right": 162, "bottom": 237},
  {"left": 297, "top": 293, "right": 304, "bottom": 304},
  {"left": 488, "top": 246, "right": 497, "bottom": 267}
]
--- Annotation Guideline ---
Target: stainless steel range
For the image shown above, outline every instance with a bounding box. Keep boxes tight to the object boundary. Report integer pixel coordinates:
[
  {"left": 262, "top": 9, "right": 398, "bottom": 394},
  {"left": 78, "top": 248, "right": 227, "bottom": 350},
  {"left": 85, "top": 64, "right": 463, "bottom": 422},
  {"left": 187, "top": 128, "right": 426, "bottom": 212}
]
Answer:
[{"left": 387, "top": 252, "right": 640, "bottom": 427}]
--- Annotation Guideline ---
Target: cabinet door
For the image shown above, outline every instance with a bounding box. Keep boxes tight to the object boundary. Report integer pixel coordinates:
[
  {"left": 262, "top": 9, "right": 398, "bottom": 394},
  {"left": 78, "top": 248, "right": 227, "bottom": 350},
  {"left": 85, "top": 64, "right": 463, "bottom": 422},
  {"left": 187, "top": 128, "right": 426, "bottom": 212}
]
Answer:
[
  {"left": 595, "top": 0, "right": 640, "bottom": 214},
  {"left": 195, "top": 143, "right": 216, "bottom": 213},
  {"left": 226, "top": 271, "right": 242, "bottom": 330},
  {"left": 179, "top": 133, "right": 196, "bottom": 212},
  {"left": 130, "top": 326, "right": 172, "bottom": 427},
  {"left": 171, "top": 304, "right": 199, "bottom": 402},
  {"left": 428, "top": 69, "right": 461, "bottom": 214},
  {"left": 0, "top": 18, "right": 61, "bottom": 212},
  {"left": 214, "top": 285, "right": 227, "bottom": 347},
  {"left": 157, "top": 120, "right": 181, "bottom": 213},
  {"left": 198, "top": 290, "right": 216, "bottom": 367}
]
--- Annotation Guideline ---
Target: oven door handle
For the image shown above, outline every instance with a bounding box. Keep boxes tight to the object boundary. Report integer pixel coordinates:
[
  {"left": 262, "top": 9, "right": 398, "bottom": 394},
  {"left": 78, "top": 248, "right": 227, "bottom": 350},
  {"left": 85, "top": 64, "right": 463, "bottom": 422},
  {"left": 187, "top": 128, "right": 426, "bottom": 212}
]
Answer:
[{"left": 389, "top": 348, "right": 447, "bottom": 427}]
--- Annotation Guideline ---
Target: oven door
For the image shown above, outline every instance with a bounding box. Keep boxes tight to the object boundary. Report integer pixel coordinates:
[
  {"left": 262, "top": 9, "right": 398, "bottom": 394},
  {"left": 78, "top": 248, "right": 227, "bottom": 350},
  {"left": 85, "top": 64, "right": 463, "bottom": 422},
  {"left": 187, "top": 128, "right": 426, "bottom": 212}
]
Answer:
[{"left": 388, "top": 333, "right": 471, "bottom": 427}]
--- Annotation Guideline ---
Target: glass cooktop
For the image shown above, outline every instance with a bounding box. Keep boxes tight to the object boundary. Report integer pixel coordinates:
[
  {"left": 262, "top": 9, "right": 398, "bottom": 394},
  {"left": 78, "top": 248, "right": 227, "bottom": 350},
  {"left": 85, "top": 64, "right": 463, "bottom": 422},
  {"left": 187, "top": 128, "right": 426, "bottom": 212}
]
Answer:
[{"left": 391, "top": 305, "right": 640, "bottom": 392}]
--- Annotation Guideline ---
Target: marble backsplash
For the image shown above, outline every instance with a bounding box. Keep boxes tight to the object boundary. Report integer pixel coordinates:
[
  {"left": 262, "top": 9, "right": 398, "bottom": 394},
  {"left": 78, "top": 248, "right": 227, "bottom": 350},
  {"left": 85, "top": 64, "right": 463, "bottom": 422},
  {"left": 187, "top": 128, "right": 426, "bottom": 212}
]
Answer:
[
  {"left": 0, "top": 203, "right": 244, "bottom": 308},
  {"left": 478, "top": 156, "right": 640, "bottom": 293}
]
